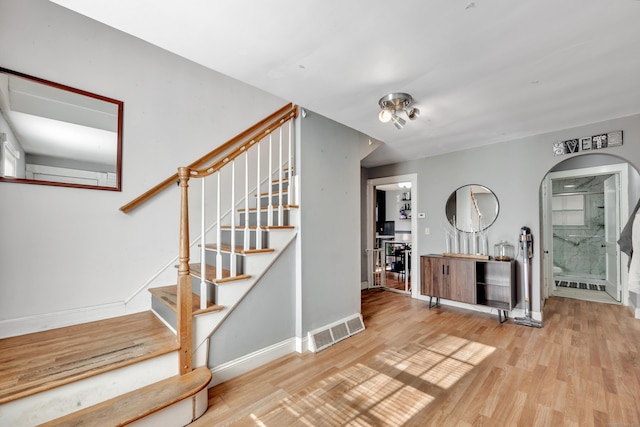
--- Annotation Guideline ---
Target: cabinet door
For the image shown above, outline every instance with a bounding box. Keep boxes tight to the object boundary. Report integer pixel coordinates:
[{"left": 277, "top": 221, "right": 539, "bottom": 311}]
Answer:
[
  {"left": 447, "top": 258, "right": 476, "bottom": 304},
  {"left": 421, "top": 256, "right": 446, "bottom": 298}
]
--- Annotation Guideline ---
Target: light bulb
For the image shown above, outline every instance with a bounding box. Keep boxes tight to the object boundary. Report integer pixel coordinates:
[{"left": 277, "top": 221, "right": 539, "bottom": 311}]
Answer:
[
  {"left": 407, "top": 108, "right": 420, "bottom": 120},
  {"left": 378, "top": 108, "right": 393, "bottom": 123},
  {"left": 392, "top": 115, "right": 406, "bottom": 130}
]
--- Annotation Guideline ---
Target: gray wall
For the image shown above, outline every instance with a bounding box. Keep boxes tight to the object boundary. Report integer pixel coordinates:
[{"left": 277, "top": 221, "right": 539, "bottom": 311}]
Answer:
[
  {"left": 298, "top": 111, "right": 362, "bottom": 333},
  {"left": 360, "top": 167, "right": 368, "bottom": 283},
  {"left": 365, "top": 114, "right": 640, "bottom": 314},
  {"left": 0, "top": 0, "right": 286, "bottom": 321},
  {"left": 209, "top": 242, "right": 296, "bottom": 366},
  {"left": 0, "top": 0, "right": 365, "bottom": 363}
]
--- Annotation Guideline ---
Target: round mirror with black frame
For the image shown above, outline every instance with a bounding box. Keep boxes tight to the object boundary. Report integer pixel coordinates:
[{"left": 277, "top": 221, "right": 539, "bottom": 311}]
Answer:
[{"left": 446, "top": 184, "right": 499, "bottom": 232}]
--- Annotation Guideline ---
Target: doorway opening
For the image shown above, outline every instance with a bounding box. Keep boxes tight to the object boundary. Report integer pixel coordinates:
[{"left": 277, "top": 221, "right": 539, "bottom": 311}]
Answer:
[
  {"left": 541, "top": 158, "right": 632, "bottom": 305},
  {"left": 366, "top": 174, "right": 418, "bottom": 297}
]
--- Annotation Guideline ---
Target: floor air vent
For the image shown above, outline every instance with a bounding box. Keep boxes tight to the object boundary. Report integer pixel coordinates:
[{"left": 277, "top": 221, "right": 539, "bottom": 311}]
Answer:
[
  {"left": 312, "top": 329, "right": 333, "bottom": 351},
  {"left": 309, "top": 314, "right": 365, "bottom": 353},
  {"left": 330, "top": 322, "right": 349, "bottom": 342}
]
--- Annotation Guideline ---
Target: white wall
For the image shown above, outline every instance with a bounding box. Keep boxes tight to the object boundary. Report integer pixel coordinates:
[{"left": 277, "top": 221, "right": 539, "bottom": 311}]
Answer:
[
  {"left": 0, "top": 0, "right": 286, "bottom": 327},
  {"left": 384, "top": 188, "right": 412, "bottom": 234},
  {"left": 366, "top": 113, "right": 640, "bottom": 315}
]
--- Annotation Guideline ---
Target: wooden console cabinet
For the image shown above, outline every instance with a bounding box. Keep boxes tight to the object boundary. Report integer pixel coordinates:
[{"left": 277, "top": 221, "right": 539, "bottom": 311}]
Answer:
[{"left": 420, "top": 254, "right": 517, "bottom": 322}]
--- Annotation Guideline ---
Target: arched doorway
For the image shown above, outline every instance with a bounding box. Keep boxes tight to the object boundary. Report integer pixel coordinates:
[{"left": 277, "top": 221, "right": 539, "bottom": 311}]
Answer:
[{"left": 540, "top": 154, "right": 640, "bottom": 305}]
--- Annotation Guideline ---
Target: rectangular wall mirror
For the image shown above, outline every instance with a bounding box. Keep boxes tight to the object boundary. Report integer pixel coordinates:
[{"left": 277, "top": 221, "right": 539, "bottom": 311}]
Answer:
[{"left": 0, "top": 67, "right": 123, "bottom": 191}]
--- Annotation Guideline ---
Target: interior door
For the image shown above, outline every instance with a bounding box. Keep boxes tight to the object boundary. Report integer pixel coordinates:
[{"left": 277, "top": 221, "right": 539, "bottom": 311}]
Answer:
[{"left": 604, "top": 174, "right": 620, "bottom": 301}]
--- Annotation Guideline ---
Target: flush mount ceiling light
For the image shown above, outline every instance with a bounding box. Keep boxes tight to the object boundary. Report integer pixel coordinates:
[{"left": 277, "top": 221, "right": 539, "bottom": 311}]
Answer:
[{"left": 378, "top": 92, "right": 420, "bottom": 129}]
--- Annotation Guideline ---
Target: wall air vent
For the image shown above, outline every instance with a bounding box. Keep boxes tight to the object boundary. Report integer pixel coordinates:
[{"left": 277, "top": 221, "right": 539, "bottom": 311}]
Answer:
[{"left": 308, "top": 314, "right": 365, "bottom": 353}]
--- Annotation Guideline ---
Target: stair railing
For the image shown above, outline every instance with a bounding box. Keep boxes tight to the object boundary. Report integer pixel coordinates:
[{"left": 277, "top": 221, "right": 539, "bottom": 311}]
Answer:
[{"left": 175, "top": 104, "right": 298, "bottom": 373}]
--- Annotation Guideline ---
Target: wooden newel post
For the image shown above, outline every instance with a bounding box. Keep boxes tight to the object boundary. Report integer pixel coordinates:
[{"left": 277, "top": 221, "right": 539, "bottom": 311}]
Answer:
[{"left": 177, "top": 167, "right": 193, "bottom": 374}]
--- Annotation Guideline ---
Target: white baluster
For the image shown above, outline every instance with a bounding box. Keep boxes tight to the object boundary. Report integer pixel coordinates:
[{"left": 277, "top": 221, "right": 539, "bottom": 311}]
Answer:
[
  {"left": 267, "top": 134, "right": 274, "bottom": 227},
  {"left": 287, "top": 119, "right": 295, "bottom": 206},
  {"left": 244, "top": 149, "right": 250, "bottom": 251},
  {"left": 200, "top": 177, "right": 207, "bottom": 309},
  {"left": 230, "top": 160, "right": 237, "bottom": 276},
  {"left": 255, "top": 140, "right": 262, "bottom": 249},
  {"left": 278, "top": 127, "right": 283, "bottom": 226},
  {"left": 216, "top": 172, "right": 222, "bottom": 280}
]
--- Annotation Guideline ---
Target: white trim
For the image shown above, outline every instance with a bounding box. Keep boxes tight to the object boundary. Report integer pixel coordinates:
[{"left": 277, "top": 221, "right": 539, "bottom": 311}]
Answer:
[
  {"left": 366, "top": 174, "right": 419, "bottom": 298},
  {"left": 0, "top": 301, "right": 133, "bottom": 339},
  {"left": 3, "top": 138, "right": 20, "bottom": 159},
  {"left": 209, "top": 337, "right": 299, "bottom": 387},
  {"left": 544, "top": 162, "right": 629, "bottom": 307},
  {"left": 295, "top": 334, "right": 308, "bottom": 353},
  {"left": 415, "top": 296, "right": 543, "bottom": 323}
]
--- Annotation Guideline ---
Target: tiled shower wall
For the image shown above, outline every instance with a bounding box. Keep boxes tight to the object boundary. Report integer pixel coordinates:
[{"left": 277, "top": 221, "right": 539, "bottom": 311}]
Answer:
[{"left": 553, "top": 192, "right": 605, "bottom": 278}]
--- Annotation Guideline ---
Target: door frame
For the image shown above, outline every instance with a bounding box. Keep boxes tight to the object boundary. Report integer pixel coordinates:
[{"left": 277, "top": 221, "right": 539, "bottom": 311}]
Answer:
[
  {"left": 604, "top": 174, "right": 621, "bottom": 300},
  {"left": 541, "top": 162, "right": 628, "bottom": 305},
  {"left": 366, "top": 174, "right": 419, "bottom": 298}
]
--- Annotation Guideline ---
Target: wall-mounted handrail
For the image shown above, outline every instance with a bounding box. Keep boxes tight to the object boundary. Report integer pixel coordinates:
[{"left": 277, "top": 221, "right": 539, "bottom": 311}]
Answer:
[{"left": 119, "top": 103, "right": 298, "bottom": 213}]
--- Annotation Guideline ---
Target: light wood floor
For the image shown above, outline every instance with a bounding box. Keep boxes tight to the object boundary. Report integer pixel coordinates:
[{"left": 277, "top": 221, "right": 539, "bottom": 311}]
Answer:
[
  {"left": 383, "top": 271, "right": 411, "bottom": 293},
  {"left": 193, "top": 289, "right": 640, "bottom": 426}
]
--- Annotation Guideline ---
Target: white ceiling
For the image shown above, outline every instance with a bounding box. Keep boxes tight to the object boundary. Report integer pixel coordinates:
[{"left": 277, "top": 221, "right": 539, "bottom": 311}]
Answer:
[{"left": 50, "top": 0, "right": 640, "bottom": 168}]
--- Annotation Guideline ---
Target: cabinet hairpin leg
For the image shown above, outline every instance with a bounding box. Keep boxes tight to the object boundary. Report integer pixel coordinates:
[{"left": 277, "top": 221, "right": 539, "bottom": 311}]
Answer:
[
  {"left": 429, "top": 296, "right": 440, "bottom": 309},
  {"left": 498, "top": 310, "right": 508, "bottom": 324}
]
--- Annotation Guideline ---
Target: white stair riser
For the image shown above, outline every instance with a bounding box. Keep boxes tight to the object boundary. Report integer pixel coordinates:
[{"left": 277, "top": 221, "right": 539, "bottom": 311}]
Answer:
[
  {"left": 219, "top": 229, "right": 270, "bottom": 248},
  {"left": 258, "top": 193, "right": 289, "bottom": 206},
  {"left": 239, "top": 210, "right": 291, "bottom": 227},
  {"left": 203, "top": 251, "right": 245, "bottom": 274},
  {"left": 1, "top": 352, "right": 178, "bottom": 427}
]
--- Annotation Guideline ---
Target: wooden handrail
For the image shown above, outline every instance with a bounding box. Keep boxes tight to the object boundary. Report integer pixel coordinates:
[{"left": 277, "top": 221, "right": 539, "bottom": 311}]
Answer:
[
  {"left": 119, "top": 103, "right": 298, "bottom": 213},
  {"left": 190, "top": 105, "right": 298, "bottom": 178}
]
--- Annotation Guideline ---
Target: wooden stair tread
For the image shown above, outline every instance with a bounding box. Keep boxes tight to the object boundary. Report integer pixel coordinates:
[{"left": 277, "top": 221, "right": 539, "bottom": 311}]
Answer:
[
  {"left": 0, "top": 312, "right": 178, "bottom": 404},
  {"left": 202, "top": 243, "right": 275, "bottom": 255},
  {"left": 149, "top": 285, "right": 224, "bottom": 315},
  {"left": 41, "top": 366, "right": 212, "bottom": 427},
  {"left": 188, "top": 263, "right": 251, "bottom": 283}
]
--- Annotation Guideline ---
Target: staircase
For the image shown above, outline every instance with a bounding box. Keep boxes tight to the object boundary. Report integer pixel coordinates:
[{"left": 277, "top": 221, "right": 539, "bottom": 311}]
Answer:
[
  {"left": 0, "top": 104, "right": 299, "bottom": 426},
  {"left": 151, "top": 168, "right": 299, "bottom": 368}
]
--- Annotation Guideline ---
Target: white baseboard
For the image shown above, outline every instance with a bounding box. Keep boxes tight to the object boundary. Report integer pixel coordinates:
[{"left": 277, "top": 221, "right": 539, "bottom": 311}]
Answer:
[
  {"left": 412, "top": 296, "right": 543, "bottom": 323},
  {"left": 209, "top": 337, "right": 300, "bottom": 387},
  {"left": 632, "top": 305, "right": 640, "bottom": 319},
  {"left": 296, "top": 335, "right": 309, "bottom": 353},
  {"left": 0, "top": 301, "right": 142, "bottom": 339}
]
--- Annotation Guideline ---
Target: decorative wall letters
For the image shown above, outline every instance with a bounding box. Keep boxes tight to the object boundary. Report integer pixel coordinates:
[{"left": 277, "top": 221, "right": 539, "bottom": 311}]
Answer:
[{"left": 553, "top": 131, "right": 622, "bottom": 157}]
